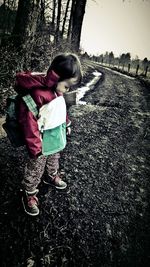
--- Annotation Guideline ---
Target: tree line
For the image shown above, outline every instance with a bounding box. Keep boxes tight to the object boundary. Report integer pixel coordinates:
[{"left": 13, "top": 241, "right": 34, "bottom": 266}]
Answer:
[{"left": 82, "top": 51, "right": 150, "bottom": 77}]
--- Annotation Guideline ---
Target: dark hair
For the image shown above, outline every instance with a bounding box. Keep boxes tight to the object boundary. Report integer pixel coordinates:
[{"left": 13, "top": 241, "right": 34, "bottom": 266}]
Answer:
[{"left": 48, "top": 53, "right": 82, "bottom": 84}]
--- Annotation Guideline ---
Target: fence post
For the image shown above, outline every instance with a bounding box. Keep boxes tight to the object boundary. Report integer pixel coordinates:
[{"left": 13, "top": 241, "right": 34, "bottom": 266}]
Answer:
[
  {"left": 144, "top": 66, "right": 148, "bottom": 77},
  {"left": 136, "top": 64, "right": 139, "bottom": 75},
  {"left": 128, "top": 63, "right": 130, "bottom": 73}
]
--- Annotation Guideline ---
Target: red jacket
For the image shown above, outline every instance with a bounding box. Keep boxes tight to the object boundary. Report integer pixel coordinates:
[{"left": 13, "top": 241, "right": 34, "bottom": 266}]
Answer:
[{"left": 15, "top": 70, "right": 68, "bottom": 158}]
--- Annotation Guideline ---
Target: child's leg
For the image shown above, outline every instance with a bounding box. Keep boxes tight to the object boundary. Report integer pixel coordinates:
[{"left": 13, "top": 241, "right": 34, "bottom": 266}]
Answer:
[
  {"left": 22, "top": 155, "right": 47, "bottom": 193},
  {"left": 45, "top": 152, "right": 60, "bottom": 175},
  {"left": 21, "top": 155, "right": 47, "bottom": 216},
  {"left": 43, "top": 153, "right": 67, "bottom": 189}
]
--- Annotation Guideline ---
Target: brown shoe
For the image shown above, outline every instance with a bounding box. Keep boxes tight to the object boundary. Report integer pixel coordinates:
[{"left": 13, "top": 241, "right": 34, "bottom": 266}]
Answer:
[
  {"left": 43, "top": 173, "right": 67, "bottom": 190},
  {"left": 22, "top": 190, "right": 39, "bottom": 216}
]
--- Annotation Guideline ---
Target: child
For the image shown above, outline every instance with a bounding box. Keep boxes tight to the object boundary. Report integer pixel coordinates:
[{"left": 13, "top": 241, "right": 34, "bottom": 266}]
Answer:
[{"left": 15, "top": 53, "right": 82, "bottom": 216}]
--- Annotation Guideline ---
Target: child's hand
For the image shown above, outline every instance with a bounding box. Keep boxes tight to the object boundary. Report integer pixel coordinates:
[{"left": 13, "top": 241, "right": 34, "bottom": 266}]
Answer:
[
  {"left": 66, "top": 126, "right": 71, "bottom": 136},
  {"left": 36, "top": 152, "right": 43, "bottom": 159}
]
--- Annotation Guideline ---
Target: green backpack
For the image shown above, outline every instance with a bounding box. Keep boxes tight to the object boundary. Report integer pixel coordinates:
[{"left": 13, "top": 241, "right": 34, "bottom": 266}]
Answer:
[
  {"left": 3, "top": 94, "right": 67, "bottom": 155},
  {"left": 37, "top": 96, "right": 67, "bottom": 155},
  {"left": 3, "top": 94, "right": 38, "bottom": 147}
]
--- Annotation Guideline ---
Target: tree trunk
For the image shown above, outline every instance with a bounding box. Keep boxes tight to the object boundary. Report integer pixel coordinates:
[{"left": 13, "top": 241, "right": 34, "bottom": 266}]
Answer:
[
  {"left": 61, "top": 0, "right": 71, "bottom": 37},
  {"left": 71, "top": 0, "right": 87, "bottom": 51},
  {"left": 67, "top": 0, "right": 75, "bottom": 41},
  {"left": 40, "top": 0, "right": 46, "bottom": 24},
  {"left": 55, "top": 0, "right": 62, "bottom": 44},
  {"left": 12, "top": 0, "right": 40, "bottom": 50},
  {"left": 52, "top": 0, "right": 56, "bottom": 29}
]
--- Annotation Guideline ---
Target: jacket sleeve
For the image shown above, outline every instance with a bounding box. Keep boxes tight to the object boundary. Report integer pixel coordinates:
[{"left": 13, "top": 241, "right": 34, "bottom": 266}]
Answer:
[{"left": 18, "top": 100, "right": 42, "bottom": 158}]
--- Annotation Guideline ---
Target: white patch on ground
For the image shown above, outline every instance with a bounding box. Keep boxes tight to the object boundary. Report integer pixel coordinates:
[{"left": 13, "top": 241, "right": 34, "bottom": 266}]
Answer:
[{"left": 77, "top": 71, "right": 102, "bottom": 104}]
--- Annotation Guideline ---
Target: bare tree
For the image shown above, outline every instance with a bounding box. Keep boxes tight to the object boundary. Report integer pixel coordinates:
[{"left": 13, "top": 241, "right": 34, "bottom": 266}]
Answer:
[
  {"left": 52, "top": 0, "right": 57, "bottom": 29},
  {"left": 125, "top": 52, "right": 131, "bottom": 64},
  {"left": 108, "top": 51, "right": 114, "bottom": 65},
  {"left": 0, "top": 0, "right": 17, "bottom": 37},
  {"left": 61, "top": 0, "right": 71, "bottom": 37},
  {"left": 40, "top": 0, "right": 46, "bottom": 24},
  {"left": 12, "top": 0, "right": 40, "bottom": 50},
  {"left": 142, "top": 57, "right": 148, "bottom": 71},
  {"left": 103, "top": 52, "right": 109, "bottom": 64},
  {"left": 67, "top": 0, "right": 75, "bottom": 41},
  {"left": 120, "top": 53, "right": 126, "bottom": 70},
  {"left": 55, "top": 0, "right": 62, "bottom": 44},
  {"left": 71, "top": 0, "right": 87, "bottom": 51}
]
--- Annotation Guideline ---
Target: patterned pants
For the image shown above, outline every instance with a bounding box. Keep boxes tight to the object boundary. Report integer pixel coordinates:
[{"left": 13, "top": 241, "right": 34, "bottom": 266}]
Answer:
[{"left": 22, "top": 153, "right": 60, "bottom": 192}]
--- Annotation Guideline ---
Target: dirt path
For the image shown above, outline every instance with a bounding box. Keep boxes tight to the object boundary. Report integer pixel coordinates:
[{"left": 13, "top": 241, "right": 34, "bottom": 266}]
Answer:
[{"left": 0, "top": 66, "right": 150, "bottom": 267}]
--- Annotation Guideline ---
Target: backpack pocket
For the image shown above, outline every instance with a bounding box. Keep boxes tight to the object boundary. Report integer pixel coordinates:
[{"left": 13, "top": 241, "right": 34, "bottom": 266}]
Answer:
[
  {"left": 42, "top": 122, "right": 66, "bottom": 155},
  {"left": 2, "top": 95, "right": 25, "bottom": 147}
]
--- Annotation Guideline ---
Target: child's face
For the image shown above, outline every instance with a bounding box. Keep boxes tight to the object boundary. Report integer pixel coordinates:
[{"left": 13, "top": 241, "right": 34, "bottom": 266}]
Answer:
[{"left": 56, "top": 77, "right": 78, "bottom": 94}]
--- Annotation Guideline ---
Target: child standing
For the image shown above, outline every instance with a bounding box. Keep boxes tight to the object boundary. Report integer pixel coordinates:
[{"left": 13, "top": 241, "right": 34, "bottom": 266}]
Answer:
[{"left": 15, "top": 53, "right": 82, "bottom": 216}]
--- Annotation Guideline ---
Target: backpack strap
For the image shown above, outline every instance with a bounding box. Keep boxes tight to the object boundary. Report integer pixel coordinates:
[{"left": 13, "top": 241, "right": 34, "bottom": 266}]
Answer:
[{"left": 22, "top": 94, "right": 39, "bottom": 117}]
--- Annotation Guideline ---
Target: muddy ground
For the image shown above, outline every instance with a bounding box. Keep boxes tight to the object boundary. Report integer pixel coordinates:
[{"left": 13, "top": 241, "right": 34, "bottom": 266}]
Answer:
[{"left": 0, "top": 63, "right": 150, "bottom": 267}]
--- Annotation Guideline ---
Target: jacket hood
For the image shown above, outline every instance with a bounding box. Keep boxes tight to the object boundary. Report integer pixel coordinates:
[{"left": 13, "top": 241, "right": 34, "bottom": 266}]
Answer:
[{"left": 15, "top": 70, "right": 59, "bottom": 94}]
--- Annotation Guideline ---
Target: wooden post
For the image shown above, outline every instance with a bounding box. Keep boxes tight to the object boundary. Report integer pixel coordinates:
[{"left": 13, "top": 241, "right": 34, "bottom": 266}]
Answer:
[
  {"left": 136, "top": 64, "right": 139, "bottom": 75},
  {"left": 144, "top": 66, "right": 148, "bottom": 77},
  {"left": 128, "top": 63, "right": 130, "bottom": 73}
]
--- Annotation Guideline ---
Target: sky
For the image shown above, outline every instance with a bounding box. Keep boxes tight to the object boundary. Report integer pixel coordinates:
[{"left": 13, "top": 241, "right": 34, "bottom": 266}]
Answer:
[{"left": 80, "top": 0, "right": 150, "bottom": 60}]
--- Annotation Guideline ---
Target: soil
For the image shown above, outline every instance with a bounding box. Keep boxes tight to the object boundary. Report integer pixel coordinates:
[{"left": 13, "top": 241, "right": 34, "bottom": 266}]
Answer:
[{"left": 0, "top": 63, "right": 150, "bottom": 267}]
